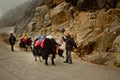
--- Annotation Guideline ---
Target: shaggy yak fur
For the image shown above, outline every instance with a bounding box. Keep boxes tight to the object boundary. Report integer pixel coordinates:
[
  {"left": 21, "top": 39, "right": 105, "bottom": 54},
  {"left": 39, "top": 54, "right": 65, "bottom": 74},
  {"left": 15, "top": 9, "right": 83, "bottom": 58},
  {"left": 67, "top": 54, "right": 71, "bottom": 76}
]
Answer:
[
  {"left": 32, "top": 38, "right": 64, "bottom": 65},
  {"left": 19, "top": 38, "right": 32, "bottom": 51}
]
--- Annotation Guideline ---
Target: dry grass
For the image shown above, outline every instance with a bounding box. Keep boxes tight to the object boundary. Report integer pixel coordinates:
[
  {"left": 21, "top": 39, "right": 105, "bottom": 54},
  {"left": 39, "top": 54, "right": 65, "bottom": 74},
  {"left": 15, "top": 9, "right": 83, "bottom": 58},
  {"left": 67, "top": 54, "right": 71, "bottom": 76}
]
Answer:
[{"left": 0, "top": 33, "right": 9, "bottom": 44}]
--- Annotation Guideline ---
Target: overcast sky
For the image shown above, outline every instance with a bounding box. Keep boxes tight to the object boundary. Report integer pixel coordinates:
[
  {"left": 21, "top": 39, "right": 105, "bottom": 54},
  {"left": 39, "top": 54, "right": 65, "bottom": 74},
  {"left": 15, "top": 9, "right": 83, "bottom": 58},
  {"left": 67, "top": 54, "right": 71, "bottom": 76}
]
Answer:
[{"left": 0, "top": 0, "right": 30, "bottom": 17}]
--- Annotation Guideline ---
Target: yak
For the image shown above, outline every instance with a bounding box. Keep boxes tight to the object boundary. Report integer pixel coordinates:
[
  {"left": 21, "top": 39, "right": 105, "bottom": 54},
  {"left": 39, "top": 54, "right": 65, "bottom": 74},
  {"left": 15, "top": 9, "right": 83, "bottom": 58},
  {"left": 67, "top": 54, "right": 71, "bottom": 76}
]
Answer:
[
  {"left": 32, "top": 36, "right": 64, "bottom": 65},
  {"left": 19, "top": 37, "right": 32, "bottom": 51}
]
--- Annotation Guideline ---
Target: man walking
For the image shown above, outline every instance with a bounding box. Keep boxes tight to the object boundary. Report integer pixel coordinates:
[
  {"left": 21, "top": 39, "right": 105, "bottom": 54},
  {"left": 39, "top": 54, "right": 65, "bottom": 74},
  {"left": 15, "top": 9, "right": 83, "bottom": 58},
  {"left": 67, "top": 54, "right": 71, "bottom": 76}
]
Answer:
[
  {"left": 9, "top": 33, "right": 16, "bottom": 51},
  {"left": 62, "top": 32, "right": 77, "bottom": 64}
]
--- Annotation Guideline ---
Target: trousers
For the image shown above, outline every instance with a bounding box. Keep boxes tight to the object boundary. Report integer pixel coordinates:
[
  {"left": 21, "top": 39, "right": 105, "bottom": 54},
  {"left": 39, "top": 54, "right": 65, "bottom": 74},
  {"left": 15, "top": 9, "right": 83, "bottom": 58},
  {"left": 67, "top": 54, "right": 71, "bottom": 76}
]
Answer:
[{"left": 65, "top": 50, "right": 72, "bottom": 64}]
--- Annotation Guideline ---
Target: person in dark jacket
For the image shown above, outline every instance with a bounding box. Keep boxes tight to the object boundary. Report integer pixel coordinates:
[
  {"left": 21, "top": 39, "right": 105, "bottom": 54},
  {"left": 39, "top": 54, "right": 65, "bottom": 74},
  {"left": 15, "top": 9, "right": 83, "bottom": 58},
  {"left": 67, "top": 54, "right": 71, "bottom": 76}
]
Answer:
[
  {"left": 62, "top": 32, "right": 77, "bottom": 64},
  {"left": 9, "top": 33, "right": 16, "bottom": 51}
]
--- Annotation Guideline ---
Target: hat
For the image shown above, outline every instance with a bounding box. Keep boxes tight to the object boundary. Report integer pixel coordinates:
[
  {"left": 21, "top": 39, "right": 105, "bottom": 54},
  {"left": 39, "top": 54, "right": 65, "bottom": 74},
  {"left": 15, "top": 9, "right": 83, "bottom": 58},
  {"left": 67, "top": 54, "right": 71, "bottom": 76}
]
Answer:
[{"left": 10, "top": 33, "right": 13, "bottom": 35}]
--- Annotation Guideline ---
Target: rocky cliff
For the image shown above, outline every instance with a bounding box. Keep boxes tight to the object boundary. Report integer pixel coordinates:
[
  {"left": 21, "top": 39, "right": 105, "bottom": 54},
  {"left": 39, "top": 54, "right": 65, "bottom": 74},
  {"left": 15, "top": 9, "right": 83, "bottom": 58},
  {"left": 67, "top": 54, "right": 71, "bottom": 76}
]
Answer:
[{"left": 17, "top": 0, "right": 120, "bottom": 67}]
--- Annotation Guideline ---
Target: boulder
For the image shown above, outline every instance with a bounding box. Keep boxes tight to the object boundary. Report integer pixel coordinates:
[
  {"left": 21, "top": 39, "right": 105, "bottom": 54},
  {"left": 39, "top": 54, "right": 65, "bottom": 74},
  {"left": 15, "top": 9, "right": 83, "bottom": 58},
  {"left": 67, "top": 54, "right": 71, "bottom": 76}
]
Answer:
[
  {"left": 95, "top": 32, "right": 114, "bottom": 52},
  {"left": 112, "top": 35, "right": 120, "bottom": 52},
  {"left": 86, "top": 52, "right": 109, "bottom": 65},
  {"left": 114, "top": 57, "right": 120, "bottom": 67},
  {"left": 50, "top": 2, "right": 69, "bottom": 17},
  {"left": 45, "top": 2, "right": 70, "bottom": 25},
  {"left": 26, "top": 22, "right": 36, "bottom": 33},
  {"left": 35, "top": 5, "right": 49, "bottom": 18},
  {"left": 43, "top": 13, "right": 52, "bottom": 27}
]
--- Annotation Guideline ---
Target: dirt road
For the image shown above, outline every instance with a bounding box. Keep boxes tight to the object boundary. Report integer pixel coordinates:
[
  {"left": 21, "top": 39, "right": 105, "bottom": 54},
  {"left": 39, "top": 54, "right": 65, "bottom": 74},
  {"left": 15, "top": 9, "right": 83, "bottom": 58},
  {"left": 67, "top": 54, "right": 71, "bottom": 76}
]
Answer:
[{"left": 0, "top": 39, "right": 120, "bottom": 80}]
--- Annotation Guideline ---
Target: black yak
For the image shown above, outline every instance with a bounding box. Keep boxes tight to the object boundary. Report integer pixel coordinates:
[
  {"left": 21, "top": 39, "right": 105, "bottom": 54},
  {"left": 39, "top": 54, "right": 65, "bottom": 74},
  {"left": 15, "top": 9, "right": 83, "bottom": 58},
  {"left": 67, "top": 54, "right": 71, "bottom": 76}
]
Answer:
[
  {"left": 32, "top": 36, "right": 64, "bottom": 65},
  {"left": 19, "top": 37, "right": 32, "bottom": 51}
]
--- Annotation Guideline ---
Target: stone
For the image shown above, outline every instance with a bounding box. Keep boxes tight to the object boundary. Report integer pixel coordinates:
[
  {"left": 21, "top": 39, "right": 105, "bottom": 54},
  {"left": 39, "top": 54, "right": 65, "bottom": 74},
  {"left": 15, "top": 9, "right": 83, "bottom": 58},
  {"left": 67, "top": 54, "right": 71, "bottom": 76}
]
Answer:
[{"left": 112, "top": 35, "right": 120, "bottom": 52}]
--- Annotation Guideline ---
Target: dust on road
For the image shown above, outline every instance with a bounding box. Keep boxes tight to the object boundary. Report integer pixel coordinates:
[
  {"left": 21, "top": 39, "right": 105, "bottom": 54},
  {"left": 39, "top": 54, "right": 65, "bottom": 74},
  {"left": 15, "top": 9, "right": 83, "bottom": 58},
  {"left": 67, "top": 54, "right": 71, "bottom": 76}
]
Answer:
[{"left": 0, "top": 38, "right": 120, "bottom": 80}]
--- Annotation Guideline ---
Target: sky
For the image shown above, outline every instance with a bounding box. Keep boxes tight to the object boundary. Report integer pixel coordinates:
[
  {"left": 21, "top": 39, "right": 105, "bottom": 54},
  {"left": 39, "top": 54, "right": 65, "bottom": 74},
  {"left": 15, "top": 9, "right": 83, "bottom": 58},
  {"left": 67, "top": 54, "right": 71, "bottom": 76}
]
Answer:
[{"left": 0, "top": 0, "right": 30, "bottom": 17}]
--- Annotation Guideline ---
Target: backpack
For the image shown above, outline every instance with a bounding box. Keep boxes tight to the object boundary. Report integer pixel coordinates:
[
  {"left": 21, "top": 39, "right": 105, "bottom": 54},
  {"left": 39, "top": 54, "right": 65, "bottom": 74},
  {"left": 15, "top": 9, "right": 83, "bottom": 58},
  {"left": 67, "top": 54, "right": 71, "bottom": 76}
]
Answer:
[
  {"left": 27, "top": 39, "right": 32, "bottom": 45},
  {"left": 22, "top": 38, "right": 27, "bottom": 42},
  {"left": 34, "top": 39, "right": 41, "bottom": 47},
  {"left": 41, "top": 38, "right": 46, "bottom": 48}
]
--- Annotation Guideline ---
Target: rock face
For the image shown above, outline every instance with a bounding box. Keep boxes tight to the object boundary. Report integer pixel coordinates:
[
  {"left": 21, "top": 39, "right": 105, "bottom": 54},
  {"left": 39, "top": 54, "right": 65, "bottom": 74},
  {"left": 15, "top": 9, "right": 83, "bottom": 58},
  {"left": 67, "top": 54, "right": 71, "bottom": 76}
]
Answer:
[
  {"left": 112, "top": 35, "right": 120, "bottom": 52},
  {"left": 20, "top": 0, "right": 120, "bottom": 67},
  {"left": 46, "top": 0, "right": 65, "bottom": 7},
  {"left": 50, "top": 2, "right": 70, "bottom": 25}
]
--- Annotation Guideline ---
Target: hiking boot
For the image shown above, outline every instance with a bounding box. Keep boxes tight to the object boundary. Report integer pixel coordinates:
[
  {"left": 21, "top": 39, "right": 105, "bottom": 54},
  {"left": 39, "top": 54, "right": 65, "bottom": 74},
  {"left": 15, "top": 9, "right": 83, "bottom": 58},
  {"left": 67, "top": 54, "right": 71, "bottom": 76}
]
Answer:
[
  {"left": 68, "top": 62, "right": 72, "bottom": 64},
  {"left": 63, "top": 61, "right": 68, "bottom": 63},
  {"left": 68, "top": 60, "right": 72, "bottom": 64}
]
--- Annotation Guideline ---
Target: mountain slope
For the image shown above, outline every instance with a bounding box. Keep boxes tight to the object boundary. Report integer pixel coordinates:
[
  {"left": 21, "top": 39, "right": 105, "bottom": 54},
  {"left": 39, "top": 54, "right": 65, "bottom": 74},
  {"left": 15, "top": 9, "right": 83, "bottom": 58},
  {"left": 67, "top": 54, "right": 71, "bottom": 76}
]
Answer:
[{"left": 0, "top": 0, "right": 32, "bottom": 27}]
